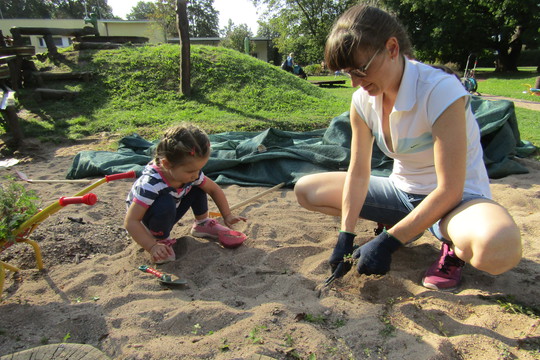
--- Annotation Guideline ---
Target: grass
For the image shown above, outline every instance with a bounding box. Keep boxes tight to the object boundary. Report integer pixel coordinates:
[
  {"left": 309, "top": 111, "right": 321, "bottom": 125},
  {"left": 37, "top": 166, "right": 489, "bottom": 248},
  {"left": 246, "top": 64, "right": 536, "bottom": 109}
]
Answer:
[
  {"left": 12, "top": 44, "right": 349, "bottom": 142},
  {"left": 515, "top": 107, "right": 540, "bottom": 150},
  {"left": 474, "top": 67, "right": 539, "bottom": 100},
  {"left": 2, "top": 45, "right": 539, "bottom": 154}
]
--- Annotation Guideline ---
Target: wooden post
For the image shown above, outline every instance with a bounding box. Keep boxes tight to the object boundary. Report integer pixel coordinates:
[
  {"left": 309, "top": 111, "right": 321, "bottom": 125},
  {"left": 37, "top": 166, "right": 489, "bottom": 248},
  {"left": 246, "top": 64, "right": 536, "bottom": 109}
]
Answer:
[
  {"left": 9, "top": 27, "right": 22, "bottom": 46},
  {"left": 1, "top": 90, "right": 23, "bottom": 146},
  {"left": 0, "top": 30, "right": 7, "bottom": 47},
  {"left": 176, "top": 0, "right": 191, "bottom": 96},
  {"left": 43, "top": 34, "right": 59, "bottom": 57}
]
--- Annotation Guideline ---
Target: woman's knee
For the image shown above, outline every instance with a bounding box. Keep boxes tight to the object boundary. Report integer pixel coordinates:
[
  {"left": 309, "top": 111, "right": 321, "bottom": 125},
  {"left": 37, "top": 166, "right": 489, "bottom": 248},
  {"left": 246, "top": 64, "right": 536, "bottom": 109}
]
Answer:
[
  {"left": 294, "top": 176, "right": 312, "bottom": 209},
  {"left": 469, "top": 222, "right": 522, "bottom": 275},
  {"left": 446, "top": 200, "right": 522, "bottom": 275},
  {"left": 294, "top": 172, "right": 345, "bottom": 211}
]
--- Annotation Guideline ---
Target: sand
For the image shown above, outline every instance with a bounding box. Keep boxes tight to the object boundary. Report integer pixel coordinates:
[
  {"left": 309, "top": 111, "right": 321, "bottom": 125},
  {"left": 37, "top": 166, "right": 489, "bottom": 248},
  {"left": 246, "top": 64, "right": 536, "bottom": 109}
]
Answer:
[{"left": 1, "top": 137, "right": 539, "bottom": 360}]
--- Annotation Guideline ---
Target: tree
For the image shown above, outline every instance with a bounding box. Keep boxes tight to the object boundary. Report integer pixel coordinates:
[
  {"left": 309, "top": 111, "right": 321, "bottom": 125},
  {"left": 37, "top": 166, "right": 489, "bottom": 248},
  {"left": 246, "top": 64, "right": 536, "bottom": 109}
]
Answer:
[
  {"left": 0, "top": 0, "right": 53, "bottom": 19},
  {"left": 220, "top": 20, "right": 254, "bottom": 53},
  {"left": 176, "top": 0, "right": 191, "bottom": 96},
  {"left": 187, "top": 0, "right": 219, "bottom": 37},
  {"left": 151, "top": 0, "right": 219, "bottom": 39},
  {"left": 127, "top": 1, "right": 157, "bottom": 20},
  {"left": 256, "top": 20, "right": 279, "bottom": 38},
  {"left": 379, "top": 0, "right": 540, "bottom": 71},
  {"left": 0, "top": 0, "right": 115, "bottom": 19},
  {"left": 251, "top": 0, "right": 358, "bottom": 64},
  {"left": 253, "top": 0, "right": 539, "bottom": 70},
  {"left": 152, "top": 0, "right": 178, "bottom": 38},
  {"left": 51, "top": 0, "right": 115, "bottom": 19}
]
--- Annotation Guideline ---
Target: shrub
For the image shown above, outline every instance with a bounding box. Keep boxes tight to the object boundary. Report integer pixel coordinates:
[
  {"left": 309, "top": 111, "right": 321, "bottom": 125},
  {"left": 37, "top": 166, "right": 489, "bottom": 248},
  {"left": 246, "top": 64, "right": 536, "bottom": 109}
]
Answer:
[
  {"left": 304, "top": 64, "right": 322, "bottom": 76},
  {"left": 0, "top": 178, "right": 40, "bottom": 244}
]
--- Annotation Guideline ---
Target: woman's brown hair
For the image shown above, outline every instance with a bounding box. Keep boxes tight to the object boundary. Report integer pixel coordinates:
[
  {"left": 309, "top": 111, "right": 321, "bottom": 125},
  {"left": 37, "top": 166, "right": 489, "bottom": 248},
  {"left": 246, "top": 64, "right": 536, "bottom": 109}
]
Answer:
[{"left": 324, "top": 4, "right": 413, "bottom": 72}]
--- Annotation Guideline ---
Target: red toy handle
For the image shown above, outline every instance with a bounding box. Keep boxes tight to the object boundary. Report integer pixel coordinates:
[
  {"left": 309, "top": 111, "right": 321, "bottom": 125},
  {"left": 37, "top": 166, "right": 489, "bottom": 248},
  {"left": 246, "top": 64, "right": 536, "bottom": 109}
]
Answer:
[
  {"left": 58, "top": 193, "right": 98, "bottom": 206},
  {"left": 145, "top": 267, "right": 164, "bottom": 278},
  {"left": 105, "top": 171, "right": 137, "bottom": 182}
]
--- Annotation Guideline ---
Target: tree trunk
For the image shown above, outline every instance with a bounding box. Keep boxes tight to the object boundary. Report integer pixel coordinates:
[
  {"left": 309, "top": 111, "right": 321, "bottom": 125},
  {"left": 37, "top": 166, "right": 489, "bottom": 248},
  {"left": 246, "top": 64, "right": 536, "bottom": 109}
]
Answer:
[
  {"left": 176, "top": 0, "right": 191, "bottom": 96},
  {"left": 495, "top": 25, "right": 523, "bottom": 72}
]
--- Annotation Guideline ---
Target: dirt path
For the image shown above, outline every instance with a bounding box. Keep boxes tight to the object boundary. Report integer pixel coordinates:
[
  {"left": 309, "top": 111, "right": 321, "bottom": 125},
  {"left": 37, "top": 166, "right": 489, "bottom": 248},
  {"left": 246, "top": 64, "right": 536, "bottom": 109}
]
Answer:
[{"left": 480, "top": 94, "right": 540, "bottom": 111}]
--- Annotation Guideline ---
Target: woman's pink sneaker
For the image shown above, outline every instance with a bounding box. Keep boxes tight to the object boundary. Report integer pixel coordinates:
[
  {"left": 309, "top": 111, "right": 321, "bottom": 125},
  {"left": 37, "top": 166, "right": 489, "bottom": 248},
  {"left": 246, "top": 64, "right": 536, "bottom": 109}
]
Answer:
[
  {"left": 422, "top": 242, "right": 465, "bottom": 291},
  {"left": 190, "top": 219, "right": 230, "bottom": 239}
]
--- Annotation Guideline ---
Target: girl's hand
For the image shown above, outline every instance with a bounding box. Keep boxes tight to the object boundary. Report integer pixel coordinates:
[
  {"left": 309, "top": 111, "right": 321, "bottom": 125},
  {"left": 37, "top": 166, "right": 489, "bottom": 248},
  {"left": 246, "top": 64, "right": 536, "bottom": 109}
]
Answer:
[
  {"left": 149, "top": 242, "right": 174, "bottom": 262},
  {"left": 223, "top": 214, "right": 247, "bottom": 228}
]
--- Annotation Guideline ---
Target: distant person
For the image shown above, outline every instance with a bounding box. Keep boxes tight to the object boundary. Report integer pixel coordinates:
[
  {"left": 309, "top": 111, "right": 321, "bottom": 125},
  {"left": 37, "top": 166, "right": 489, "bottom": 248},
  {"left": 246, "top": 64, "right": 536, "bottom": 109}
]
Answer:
[
  {"left": 293, "top": 64, "right": 307, "bottom": 79},
  {"left": 294, "top": 4, "right": 521, "bottom": 291},
  {"left": 125, "top": 123, "right": 246, "bottom": 264},
  {"left": 281, "top": 52, "right": 295, "bottom": 73}
]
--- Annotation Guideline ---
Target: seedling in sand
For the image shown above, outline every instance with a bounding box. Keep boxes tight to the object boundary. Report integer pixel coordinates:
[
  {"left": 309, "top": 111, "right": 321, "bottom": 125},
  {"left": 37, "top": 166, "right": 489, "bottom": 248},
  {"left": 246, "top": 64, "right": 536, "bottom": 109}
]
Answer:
[
  {"left": 283, "top": 333, "right": 294, "bottom": 347},
  {"left": 426, "top": 312, "right": 449, "bottom": 337},
  {"left": 247, "top": 325, "right": 266, "bottom": 344},
  {"left": 379, "top": 314, "right": 396, "bottom": 337},
  {"left": 62, "top": 333, "right": 71, "bottom": 342},
  {"left": 219, "top": 338, "right": 230, "bottom": 351},
  {"left": 479, "top": 294, "right": 540, "bottom": 318},
  {"left": 191, "top": 323, "right": 201, "bottom": 335},
  {"left": 303, "top": 313, "right": 326, "bottom": 324}
]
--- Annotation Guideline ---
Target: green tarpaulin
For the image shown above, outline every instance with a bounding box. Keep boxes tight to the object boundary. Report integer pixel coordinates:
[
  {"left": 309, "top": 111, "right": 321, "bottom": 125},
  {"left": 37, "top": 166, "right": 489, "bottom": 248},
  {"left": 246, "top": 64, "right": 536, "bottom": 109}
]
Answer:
[{"left": 66, "top": 97, "right": 536, "bottom": 187}]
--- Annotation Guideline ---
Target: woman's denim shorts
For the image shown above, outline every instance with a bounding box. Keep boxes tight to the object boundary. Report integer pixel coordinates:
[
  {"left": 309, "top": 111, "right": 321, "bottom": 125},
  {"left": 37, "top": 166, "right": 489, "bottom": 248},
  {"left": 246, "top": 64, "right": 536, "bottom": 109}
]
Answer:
[{"left": 359, "top": 175, "right": 488, "bottom": 241}]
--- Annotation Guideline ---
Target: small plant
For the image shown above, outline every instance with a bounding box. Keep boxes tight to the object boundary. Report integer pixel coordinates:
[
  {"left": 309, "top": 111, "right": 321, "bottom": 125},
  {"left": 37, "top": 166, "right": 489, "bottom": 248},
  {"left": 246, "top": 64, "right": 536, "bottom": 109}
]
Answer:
[
  {"left": 426, "top": 313, "right": 449, "bottom": 337},
  {"left": 40, "top": 336, "right": 49, "bottom": 345},
  {"left": 288, "top": 350, "right": 302, "bottom": 359},
  {"left": 379, "top": 314, "right": 396, "bottom": 337},
  {"left": 363, "top": 347, "right": 372, "bottom": 357},
  {"left": 496, "top": 296, "right": 540, "bottom": 318},
  {"left": 304, "top": 313, "right": 326, "bottom": 324},
  {"left": 219, "top": 338, "right": 230, "bottom": 352},
  {"left": 343, "top": 253, "right": 354, "bottom": 264},
  {"left": 62, "top": 333, "right": 71, "bottom": 342},
  {"left": 247, "top": 325, "right": 266, "bottom": 344},
  {"left": 191, "top": 323, "right": 201, "bottom": 335},
  {"left": 0, "top": 177, "right": 40, "bottom": 244},
  {"left": 283, "top": 333, "right": 294, "bottom": 347},
  {"left": 325, "top": 345, "right": 338, "bottom": 355},
  {"left": 479, "top": 294, "right": 540, "bottom": 318},
  {"left": 496, "top": 343, "right": 514, "bottom": 360}
]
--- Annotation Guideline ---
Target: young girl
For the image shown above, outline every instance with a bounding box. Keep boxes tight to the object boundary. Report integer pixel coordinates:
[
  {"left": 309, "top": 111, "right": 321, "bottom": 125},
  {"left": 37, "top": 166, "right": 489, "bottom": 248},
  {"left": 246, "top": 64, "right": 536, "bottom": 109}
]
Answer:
[{"left": 125, "top": 123, "right": 246, "bottom": 264}]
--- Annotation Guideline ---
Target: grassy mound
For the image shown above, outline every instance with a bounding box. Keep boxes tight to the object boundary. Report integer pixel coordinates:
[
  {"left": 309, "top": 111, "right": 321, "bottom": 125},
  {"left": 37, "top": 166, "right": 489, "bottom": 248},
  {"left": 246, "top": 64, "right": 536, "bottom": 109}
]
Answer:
[{"left": 15, "top": 44, "right": 350, "bottom": 141}]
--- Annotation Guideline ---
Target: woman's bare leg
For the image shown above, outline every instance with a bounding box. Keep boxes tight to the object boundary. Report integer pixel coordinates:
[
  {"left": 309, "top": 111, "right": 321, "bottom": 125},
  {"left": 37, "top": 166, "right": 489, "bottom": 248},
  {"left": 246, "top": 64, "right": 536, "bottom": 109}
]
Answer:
[
  {"left": 440, "top": 199, "right": 521, "bottom": 275},
  {"left": 294, "top": 172, "right": 347, "bottom": 216}
]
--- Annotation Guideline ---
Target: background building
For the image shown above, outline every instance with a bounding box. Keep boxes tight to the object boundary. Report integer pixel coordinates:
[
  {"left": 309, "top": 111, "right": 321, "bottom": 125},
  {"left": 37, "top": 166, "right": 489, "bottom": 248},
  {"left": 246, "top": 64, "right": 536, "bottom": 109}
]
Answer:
[{"left": 0, "top": 19, "right": 277, "bottom": 63}]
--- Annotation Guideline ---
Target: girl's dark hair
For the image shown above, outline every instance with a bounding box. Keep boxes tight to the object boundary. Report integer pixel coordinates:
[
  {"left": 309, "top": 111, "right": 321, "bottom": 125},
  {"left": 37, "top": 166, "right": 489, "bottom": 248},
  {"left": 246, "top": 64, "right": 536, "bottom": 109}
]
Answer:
[
  {"left": 325, "top": 4, "right": 414, "bottom": 71},
  {"left": 154, "top": 123, "right": 210, "bottom": 166}
]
